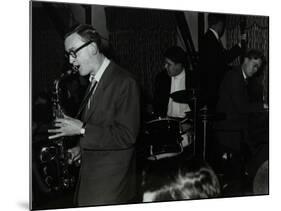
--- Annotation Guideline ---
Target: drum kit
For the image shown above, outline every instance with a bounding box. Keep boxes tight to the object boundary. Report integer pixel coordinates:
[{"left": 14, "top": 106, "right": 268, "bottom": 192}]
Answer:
[
  {"left": 142, "top": 89, "right": 225, "bottom": 161},
  {"left": 142, "top": 89, "right": 196, "bottom": 160}
]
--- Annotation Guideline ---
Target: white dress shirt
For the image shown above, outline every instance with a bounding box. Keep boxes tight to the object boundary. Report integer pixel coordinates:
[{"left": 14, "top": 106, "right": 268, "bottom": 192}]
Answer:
[
  {"left": 167, "top": 70, "right": 191, "bottom": 118},
  {"left": 87, "top": 57, "right": 110, "bottom": 109},
  {"left": 93, "top": 57, "right": 110, "bottom": 83}
]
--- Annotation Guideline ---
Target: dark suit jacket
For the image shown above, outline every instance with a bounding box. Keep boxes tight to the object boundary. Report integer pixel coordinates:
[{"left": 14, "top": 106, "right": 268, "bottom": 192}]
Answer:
[
  {"left": 76, "top": 62, "right": 140, "bottom": 206},
  {"left": 215, "top": 66, "right": 263, "bottom": 151},
  {"left": 153, "top": 70, "right": 190, "bottom": 117},
  {"left": 199, "top": 29, "right": 242, "bottom": 110}
]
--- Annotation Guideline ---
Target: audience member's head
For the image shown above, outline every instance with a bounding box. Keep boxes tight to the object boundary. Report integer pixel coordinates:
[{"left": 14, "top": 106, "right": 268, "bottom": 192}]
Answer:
[
  {"left": 142, "top": 158, "right": 221, "bottom": 202},
  {"left": 253, "top": 160, "right": 269, "bottom": 195}
]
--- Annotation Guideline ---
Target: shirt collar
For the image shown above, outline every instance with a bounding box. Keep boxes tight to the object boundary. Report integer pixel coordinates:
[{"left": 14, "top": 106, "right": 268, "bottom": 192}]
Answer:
[
  {"left": 91, "top": 57, "right": 110, "bottom": 82},
  {"left": 242, "top": 68, "right": 247, "bottom": 80},
  {"left": 209, "top": 28, "right": 219, "bottom": 41}
]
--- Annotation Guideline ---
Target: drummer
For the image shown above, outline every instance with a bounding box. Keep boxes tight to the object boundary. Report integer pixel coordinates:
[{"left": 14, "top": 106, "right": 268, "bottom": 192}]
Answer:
[{"left": 152, "top": 46, "right": 192, "bottom": 146}]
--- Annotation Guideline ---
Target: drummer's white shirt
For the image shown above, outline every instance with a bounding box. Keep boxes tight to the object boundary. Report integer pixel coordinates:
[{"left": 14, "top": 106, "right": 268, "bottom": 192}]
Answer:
[{"left": 167, "top": 70, "right": 191, "bottom": 118}]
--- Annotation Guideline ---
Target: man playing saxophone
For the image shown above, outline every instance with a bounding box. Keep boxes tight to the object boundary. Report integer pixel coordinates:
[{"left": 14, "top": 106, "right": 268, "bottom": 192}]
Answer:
[{"left": 48, "top": 24, "right": 140, "bottom": 206}]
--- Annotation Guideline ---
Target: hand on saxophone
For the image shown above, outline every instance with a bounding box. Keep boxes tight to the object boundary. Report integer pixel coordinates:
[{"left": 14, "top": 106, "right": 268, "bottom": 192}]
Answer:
[
  {"left": 48, "top": 114, "right": 83, "bottom": 139},
  {"left": 67, "top": 145, "right": 81, "bottom": 165}
]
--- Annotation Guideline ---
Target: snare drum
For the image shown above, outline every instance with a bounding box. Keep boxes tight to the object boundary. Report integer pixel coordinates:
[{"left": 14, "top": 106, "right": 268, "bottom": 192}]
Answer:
[{"left": 143, "top": 118, "right": 183, "bottom": 160}]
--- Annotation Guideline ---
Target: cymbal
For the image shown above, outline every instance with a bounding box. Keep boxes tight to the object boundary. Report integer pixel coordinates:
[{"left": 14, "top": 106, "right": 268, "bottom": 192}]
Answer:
[{"left": 170, "top": 90, "right": 196, "bottom": 103}]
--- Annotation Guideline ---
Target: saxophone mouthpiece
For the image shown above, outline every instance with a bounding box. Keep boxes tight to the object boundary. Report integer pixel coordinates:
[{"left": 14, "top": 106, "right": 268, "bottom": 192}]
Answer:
[{"left": 71, "top": 65, "right": 79, "bottom": 74}]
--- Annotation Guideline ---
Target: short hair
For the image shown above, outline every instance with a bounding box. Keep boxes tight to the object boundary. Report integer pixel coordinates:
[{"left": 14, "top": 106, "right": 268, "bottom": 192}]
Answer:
[
  {"left": 244, "top": 49, "right": 265, "bottom": 61},
  {"left": 244, "top": 49, "right": 266, "bottom": 72},
  {"left": 164, "top": 46, "right": 187, "bottom": 65},
  {"left": 142, "top": 158, "right": 221, "bottom": 202},
  {"left": 208, "top": 13, "right": 226, "bottom": 27},
  {"left": 64, "top": 24, "right": 102, "bottom": 50}
]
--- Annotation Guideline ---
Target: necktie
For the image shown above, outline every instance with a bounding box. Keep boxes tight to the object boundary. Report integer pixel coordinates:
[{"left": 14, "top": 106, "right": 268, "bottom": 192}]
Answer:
[
  {"left": 75, "top": 75, "right": 97, "bottom": 118},
  {"left": 89, "top": 74, "right": 95, "bottom": 83},
  {"left": 86, "top": 77, "right": 97, "bottom": 110}
]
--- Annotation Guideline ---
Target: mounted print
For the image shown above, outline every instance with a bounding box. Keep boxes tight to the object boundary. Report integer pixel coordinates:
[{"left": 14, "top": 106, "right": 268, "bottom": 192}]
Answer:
[{"left": 30, "top": 0, "right": 269, "bottom": 210}]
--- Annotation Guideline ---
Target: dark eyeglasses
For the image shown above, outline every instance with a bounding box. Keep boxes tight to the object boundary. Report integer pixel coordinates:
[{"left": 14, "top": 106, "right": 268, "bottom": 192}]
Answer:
[{"left": 65, "top": 40, "right": 94, "bottom": 59}]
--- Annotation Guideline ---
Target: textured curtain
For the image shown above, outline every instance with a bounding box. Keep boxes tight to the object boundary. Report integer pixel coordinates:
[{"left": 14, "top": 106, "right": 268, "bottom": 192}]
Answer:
[
  {"left": 226, "top": 15, "right": 269, "bottom": 103},
  {"left": 32, "top": 3, "right": 77, "bottom": 97},
  {"left": 105, "top": 7, "right": 177, "bottom": 103}
]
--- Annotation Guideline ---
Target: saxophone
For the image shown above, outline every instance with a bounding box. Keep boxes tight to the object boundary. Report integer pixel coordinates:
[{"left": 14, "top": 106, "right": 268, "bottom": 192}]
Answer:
[{"left": 39, "top": 70, "right": 78, "bottom": 192}]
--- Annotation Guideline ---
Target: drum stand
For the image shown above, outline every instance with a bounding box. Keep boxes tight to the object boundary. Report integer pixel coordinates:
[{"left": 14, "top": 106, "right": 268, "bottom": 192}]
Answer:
[
  {"left": 201, "top": 115, "right": 208, "bottom": 160},
  {"left": 199, "top": 108, "right": 225, "bottom": 160},
  {"left": 192, "top": 97, "right": 197, "bottom": 157},
  {"left": 182, "top": 96, "right": 197, "bottom": 158},
  {"left": 182, "top": 95, "right": 197, "bottom": 158},
  {"left": 199, "top": 107, "right": 210, "bottom": 160}
]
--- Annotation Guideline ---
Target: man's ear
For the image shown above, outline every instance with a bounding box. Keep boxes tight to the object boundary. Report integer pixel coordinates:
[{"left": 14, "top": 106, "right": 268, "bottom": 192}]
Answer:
[{"left": 89, "top": 42, "right": 98, "bottom": 55}]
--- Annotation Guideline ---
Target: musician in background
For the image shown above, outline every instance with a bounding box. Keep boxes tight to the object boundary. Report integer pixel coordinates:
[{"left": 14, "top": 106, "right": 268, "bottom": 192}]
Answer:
[
  {"left": 153, "top": 46, "right": 192, "bottom": 148},
  {"left": 214, "top": 49, "right": 266, "bottom": 195},
  {"left": 48, "top": 24, "right": 140, "bottom": 206},
  {"left": 199, "top": 13, "right": 247, "bottom": 111},
  {"left": 153, "top": 46, "right": 191, "bottom": 118}
]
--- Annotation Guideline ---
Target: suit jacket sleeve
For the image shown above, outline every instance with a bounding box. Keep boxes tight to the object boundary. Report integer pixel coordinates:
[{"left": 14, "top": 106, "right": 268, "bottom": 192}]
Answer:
[
  {"left": 80, "top": 76, "right": 140, "bottom": 150},
  {"left": 221, "top": 69, "right": 263, "bottom": 115},
  {"left": 226, "top": 71, "right": 249, "bottom": 114}
]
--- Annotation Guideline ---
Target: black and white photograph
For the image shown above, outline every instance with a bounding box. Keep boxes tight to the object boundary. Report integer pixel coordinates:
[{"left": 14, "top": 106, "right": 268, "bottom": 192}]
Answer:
[
  {"left": 4, "top": 0, "right": 281, "bottom": 210},
  {"left": 29, "top": 0, "right": 271, "bottom": 210}
]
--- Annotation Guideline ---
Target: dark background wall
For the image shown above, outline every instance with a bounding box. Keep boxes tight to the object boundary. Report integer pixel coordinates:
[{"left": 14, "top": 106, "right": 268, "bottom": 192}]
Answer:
[{"left": 31, "top": 2, "right": 269, "bottom": 106}]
